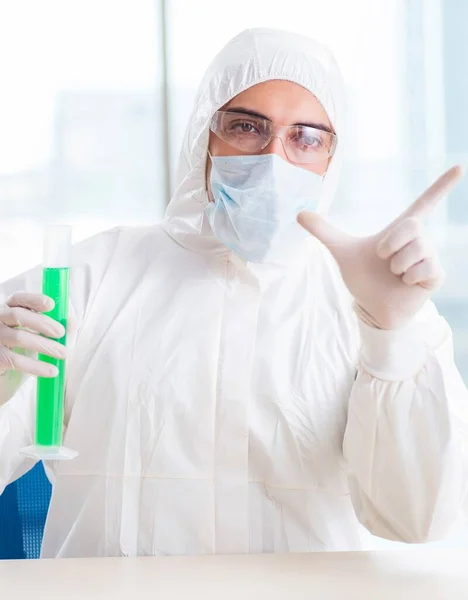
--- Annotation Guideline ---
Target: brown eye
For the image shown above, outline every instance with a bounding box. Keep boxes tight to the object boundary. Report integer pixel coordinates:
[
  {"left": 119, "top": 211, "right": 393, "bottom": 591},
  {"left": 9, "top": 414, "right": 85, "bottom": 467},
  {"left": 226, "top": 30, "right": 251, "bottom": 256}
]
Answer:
[
  {"left": 240, "top": 122, "right": 255, "bottom": 133},
  {"left": 294, "top": 128, "right": 323, "bottom": 148},
  {"left": 229, "top": 121, "right": 260, "bottom": 135}
]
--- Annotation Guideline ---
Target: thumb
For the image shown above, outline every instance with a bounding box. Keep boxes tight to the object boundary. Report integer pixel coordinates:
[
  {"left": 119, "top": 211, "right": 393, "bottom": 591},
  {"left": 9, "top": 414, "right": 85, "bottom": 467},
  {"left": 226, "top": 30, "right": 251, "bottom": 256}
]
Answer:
[{"left": 297, "top": 211, "right": 353, "bottom": 252}]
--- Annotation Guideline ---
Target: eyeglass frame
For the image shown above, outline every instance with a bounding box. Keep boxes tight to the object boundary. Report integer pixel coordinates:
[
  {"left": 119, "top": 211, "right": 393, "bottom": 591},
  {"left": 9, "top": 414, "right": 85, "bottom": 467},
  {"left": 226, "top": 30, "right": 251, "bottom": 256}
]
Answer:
[{"left": 209, "top": 109, "right": 337, "bottom": 165}]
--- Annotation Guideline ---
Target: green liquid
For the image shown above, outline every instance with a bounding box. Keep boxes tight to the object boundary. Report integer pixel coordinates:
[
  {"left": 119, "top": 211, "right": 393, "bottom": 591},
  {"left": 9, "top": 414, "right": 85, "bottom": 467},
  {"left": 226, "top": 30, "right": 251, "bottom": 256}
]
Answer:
[{"left": 36, "top": 267, "right": 69, "bottom": 447}]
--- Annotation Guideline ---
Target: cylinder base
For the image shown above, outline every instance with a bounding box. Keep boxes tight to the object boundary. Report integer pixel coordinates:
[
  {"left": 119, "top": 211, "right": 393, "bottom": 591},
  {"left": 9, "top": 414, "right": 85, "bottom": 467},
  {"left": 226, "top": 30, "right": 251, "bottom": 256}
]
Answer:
[{"left": 20, "top": 445, "right": 78, "bottom": 461}]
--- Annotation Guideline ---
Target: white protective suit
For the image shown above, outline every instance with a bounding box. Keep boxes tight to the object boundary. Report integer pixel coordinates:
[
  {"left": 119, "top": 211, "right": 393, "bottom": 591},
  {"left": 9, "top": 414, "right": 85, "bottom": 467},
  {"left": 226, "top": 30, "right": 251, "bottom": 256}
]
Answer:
[{"left": 1, "top": 28, "right": 468, "bottom": 558}]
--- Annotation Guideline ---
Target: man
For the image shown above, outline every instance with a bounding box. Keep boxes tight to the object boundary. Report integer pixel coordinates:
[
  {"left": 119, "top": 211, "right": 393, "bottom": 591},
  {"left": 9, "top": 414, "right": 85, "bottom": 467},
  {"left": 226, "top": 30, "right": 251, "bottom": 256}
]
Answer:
[{"left": 0, "top": 28, "right": 467, "bottom": 558}]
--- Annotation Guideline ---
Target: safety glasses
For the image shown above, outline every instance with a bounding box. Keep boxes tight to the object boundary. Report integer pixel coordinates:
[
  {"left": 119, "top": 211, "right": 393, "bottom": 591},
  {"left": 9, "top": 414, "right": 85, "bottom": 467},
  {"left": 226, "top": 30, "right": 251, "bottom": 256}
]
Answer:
[{"left": 210, "top": 110, "right": 337, "bottom": 164}]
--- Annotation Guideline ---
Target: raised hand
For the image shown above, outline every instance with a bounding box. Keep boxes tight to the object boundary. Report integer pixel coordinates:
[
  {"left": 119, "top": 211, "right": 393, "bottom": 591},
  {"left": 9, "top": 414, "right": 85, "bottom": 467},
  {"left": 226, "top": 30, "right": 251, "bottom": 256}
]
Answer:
[{"left": 298, "top": 166, "right": 464, "bottom": 329}]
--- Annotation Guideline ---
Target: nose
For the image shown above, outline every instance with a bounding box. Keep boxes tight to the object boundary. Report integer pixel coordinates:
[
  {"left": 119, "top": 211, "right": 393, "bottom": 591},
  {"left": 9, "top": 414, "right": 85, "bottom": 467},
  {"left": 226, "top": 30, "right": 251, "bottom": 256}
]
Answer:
[{"left": 261, "top": 135, "right": 289, "bottom": 161}]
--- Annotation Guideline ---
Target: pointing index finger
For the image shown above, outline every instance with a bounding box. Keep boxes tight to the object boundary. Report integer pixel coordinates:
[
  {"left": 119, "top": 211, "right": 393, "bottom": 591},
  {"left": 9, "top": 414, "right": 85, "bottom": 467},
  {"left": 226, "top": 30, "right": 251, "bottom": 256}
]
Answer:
[{"left": 402, "top": 165, "right": 464, "bottom": 221}]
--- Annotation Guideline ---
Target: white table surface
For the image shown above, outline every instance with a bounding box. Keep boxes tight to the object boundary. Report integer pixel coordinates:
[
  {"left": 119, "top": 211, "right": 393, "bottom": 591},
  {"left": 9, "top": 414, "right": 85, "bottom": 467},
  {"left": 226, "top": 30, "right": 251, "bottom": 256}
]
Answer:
[{"left": 1, "top": 549, "right": 467, "bottom": 599}]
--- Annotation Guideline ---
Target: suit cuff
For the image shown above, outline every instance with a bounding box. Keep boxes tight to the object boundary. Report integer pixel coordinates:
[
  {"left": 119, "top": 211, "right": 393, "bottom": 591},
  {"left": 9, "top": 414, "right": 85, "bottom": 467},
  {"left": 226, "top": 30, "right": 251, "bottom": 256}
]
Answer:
[{"left": 358, "top": 318, "right": 429, "bottom": 381}]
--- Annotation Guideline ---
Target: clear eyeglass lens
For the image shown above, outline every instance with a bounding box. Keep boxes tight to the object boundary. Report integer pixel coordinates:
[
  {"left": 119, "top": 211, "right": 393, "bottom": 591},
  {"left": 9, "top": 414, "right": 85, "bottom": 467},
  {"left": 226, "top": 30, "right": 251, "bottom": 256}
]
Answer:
[{"left": 211, "top": 111, "right": 336, "bottom": 164}]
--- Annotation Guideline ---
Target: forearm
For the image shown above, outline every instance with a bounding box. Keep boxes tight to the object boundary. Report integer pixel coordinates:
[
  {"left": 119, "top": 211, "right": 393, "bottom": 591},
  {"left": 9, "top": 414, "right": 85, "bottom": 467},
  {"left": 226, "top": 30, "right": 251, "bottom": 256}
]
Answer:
[{"left": 344, "top": 306, "right": 468, "bottom": 542}]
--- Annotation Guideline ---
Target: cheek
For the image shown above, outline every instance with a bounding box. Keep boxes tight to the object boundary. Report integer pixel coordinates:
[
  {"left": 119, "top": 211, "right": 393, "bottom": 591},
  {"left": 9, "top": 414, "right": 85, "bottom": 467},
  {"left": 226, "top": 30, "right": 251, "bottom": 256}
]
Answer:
[
  {"left": 205, "top": 132, "right": 216, "bottom": 200},
  {"left": 302, "top": 159, "right": 328, "bottom": 176},
  {"left": 209, "top": 131, "right": 245, "bottom": 157},
  {"left": 205, "top": 156, "right": 211, "bottom": 184},
  {"left": 205, "top": 152, "right": 215, "bottom": 202},
  {"left": 209, "top": 130, "right": 224, "bottom": 155},
  {"left": 208, "top": 130, "right": 217, "bottom": 155}
]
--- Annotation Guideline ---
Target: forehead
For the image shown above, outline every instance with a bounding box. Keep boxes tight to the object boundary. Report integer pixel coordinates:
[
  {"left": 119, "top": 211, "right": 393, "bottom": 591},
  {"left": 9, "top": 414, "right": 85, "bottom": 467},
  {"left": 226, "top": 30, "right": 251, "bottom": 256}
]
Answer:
[{"left": 223, "top": 80, "right": 332, "bottom": 128}]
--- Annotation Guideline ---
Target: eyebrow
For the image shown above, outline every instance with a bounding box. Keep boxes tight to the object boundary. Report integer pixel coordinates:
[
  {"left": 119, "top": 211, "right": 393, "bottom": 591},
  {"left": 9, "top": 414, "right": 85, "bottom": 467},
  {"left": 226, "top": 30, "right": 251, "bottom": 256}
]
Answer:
[{"left": 225, "top": 106, "right": 334, "bottom": 134}]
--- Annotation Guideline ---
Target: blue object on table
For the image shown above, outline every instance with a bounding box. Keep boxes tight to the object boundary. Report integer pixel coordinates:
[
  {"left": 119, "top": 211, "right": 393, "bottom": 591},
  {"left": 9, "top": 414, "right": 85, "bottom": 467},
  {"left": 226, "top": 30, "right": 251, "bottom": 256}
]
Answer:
[{"left": 0, "top": 463, "right": 52, "bottom": 559}]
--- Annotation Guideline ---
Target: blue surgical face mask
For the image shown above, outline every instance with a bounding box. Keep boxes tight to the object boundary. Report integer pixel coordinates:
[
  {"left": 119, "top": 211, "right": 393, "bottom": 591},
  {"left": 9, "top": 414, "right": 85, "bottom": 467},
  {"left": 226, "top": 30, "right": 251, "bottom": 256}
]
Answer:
[{"left": 205, "top": 153, "right": 324, "bottom": 263}]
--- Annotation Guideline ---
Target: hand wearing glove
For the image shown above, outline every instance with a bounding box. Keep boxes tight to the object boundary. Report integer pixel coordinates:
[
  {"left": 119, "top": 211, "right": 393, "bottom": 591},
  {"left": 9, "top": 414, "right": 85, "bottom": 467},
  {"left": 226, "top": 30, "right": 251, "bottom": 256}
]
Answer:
[
  {"left": 298, "top": 166, "right": 464, "bottom": 330},
  {"left": 0, "top": 292, "right": 66, "bottom": 377}
]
